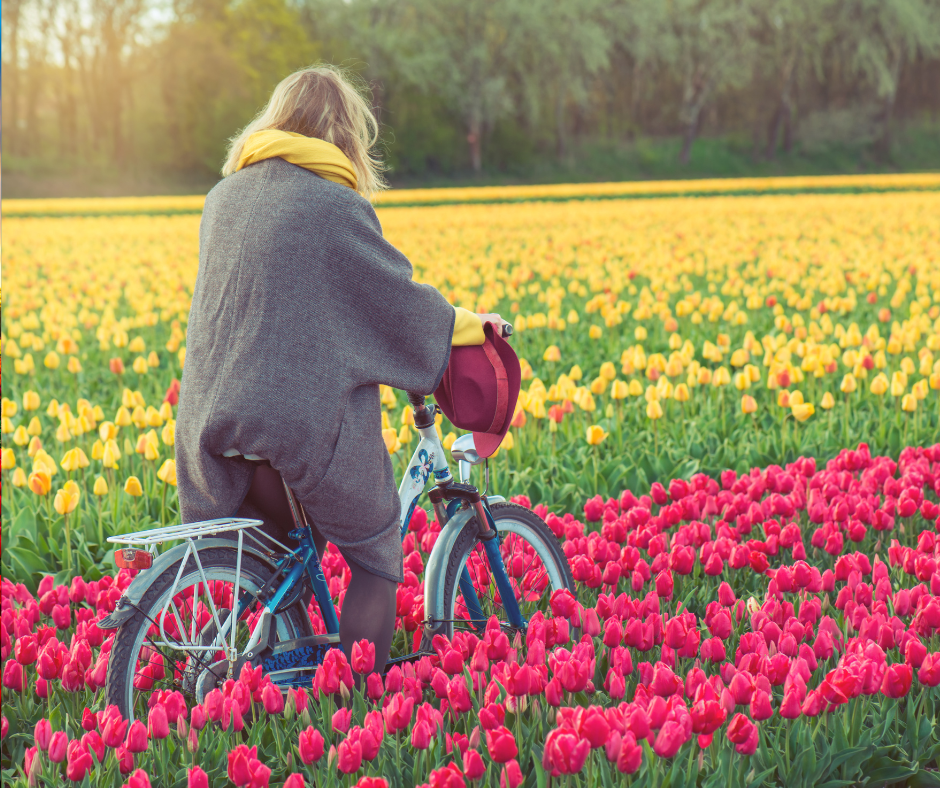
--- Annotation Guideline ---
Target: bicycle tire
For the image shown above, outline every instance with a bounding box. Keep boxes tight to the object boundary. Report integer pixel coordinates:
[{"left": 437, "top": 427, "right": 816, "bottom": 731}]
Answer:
[
  {"left": 105, "top": 547, "right": 310, "bottom": 721},
  {"left": 437, "top": 501, "right": 576, "bottom": 642}
]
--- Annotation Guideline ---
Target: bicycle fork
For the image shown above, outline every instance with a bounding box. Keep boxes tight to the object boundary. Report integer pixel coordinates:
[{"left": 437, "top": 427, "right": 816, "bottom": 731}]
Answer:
[{"left": 428, "top": 486, "right": 527, "bottom": 634}]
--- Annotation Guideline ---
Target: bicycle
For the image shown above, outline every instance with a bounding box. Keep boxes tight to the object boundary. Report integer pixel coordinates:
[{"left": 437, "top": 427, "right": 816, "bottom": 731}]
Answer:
[{"left": 100, "top": 323, "right": 576, "bottom": 722}]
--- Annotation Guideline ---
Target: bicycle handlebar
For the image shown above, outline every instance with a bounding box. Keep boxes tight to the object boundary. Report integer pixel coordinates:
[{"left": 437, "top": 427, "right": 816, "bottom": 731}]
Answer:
[{"left": 407, "top": 321, "right": 512, "bottom": 407}]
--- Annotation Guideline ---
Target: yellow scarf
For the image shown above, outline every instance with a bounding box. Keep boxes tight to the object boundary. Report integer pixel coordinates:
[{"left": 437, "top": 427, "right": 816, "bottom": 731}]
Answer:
[{"left": 236, "top": 129, "right": 358, "bottom": 191}]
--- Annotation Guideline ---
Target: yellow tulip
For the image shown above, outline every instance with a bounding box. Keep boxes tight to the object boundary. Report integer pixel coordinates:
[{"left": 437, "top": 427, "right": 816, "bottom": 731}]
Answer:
[
  {"left": 820, "top": 392, "right": 835, "bottom": 409},
  {"left": 157, "top": 459, "right": 177, "bottom": 485},
  {"left": 28, "top": 470, "right": 52, "bottom": 496},
  {"left": 61, "top": 448, "right": 81, "bottom": 472},
  {"left": 741, "top": 395, "right": 758, "bottom": 414},
  {"left": 628, "top": 380, "right": 644, "bottom": 397},
  {"left": 788, "top": 390, "right": 804, "bottom": 407},
  {"left": 0, "top": 417, "right": 12, "bottom": 434},
  {"left": 568, "top": 365, "right": 583, "bottom": 381},
  {"left": 382, "top": 427, "right": 401, "bottom": 454},
  {"left": 1, "top": 398, "right": 17, "bottom": 417},
  {"left": 502, "top": 431, "right": 515, "bottom": 450},
  {"left": 148, "top": 350, "right": 160, "bottom": 368},
  {"left": 611, "top": 380, "right": 629, "bottom": 399},
  {"left": 46, "top": 399, "right": 60, "bottom": 418},
  {"left": 912, "top": 379, "right": 928, "bottom": 400},
  {"left": 93, "top": 475, "right": 109, "bottom": 496},
  {"left": 67, "top": 356, "right": 83, "bottom": 374},
  {"left": 840, "top": 374, "right": 857, "bottom": 393},
  {"left": 712, "top": 367, "right": 731, "bottom": 387},
  {"left": 27, "top": 437, "right": 43, "bottom": 457},
  {"left": 1, "top": 448, "right": 16, "bottom": 470},
  {"left": 543, "top": 345, "right": 561, "bottom": 362},
  {"left": 646, "top": 400, "right": 664, "bottom": 420},
  {"left": 124, "top": 476, "right": 144, "bottom": 496},
  {"left": 634, "top": 326, "right": 647, "bottom": 341},
  {"left": 115, "top": 406, "right": 132, "bottom": 427},
  {"left": 158, "top": 401, "right": 174, "bottom": 420},
  {"left": 12, "top": 468, "right": 28, "bottom": 487},
  {"left": 674, "top": 383, "right": 690, "bottom": 402},
  {"left": 54, "top": 486, "right": 80, "bottom": 514},
  {"left": 442, "top": 432, "right": 457, "bottom": 450},
  {"left": 44, "top": 351, "right": 60, "bottom": 370},
  {"left": 599, "top": 361, "right": 616, "bottom": 380},
  {"left": 791, "top": 403, "right": 815, "bottom": 422},
  {"left": 590, "top": 376, "right": 607, "bottom": 395},
  {"left": 586, "top": 425, "right": 608, "bottom": 445},
  {"left": 901, "top": 394, "right": 917, "bottom": 412},
  {"left": 13, "top": 426, "right": 30, "bottom": 446},
  {"left": 102, "top": 442, "right": 120, "bottom": 469},
  {"left": 27, "top": 417, "right": 42, "bottom": 436},
  {"left": 870, "top": 373, "right": 888, "bottom": 395},
  {"left": 161, "top": 422, "right": 176, "bottom": 446}
]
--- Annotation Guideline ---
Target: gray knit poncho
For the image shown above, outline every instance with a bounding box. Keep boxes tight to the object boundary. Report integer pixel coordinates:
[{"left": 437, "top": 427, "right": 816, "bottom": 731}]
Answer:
[{"left": 175, "top": 156, "right": 456, "bottom": 582}]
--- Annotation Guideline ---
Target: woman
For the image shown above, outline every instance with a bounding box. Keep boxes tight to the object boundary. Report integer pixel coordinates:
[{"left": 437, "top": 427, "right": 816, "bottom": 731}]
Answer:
[{"left": 174, "top": 64, "right": 507, "bottom": 680}]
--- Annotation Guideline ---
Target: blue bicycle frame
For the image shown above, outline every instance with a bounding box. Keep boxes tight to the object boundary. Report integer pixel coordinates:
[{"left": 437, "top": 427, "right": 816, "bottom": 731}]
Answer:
[{"left": 232, "top": 402, "right": 525, "bottom": 670}]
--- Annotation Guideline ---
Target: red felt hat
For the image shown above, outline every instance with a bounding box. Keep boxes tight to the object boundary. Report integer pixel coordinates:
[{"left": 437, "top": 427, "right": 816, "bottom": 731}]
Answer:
[{"left": 434, "top": 322, "right": 521, "bottom": 458}]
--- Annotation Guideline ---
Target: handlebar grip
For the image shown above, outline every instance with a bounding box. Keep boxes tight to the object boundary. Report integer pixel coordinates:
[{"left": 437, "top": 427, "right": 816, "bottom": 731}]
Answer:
[
  {"left": 406, "top": 391, "right": 426, "bottom": 407},
  {"left": 501, "top": 324, "right": 513, "bottom": 338}
]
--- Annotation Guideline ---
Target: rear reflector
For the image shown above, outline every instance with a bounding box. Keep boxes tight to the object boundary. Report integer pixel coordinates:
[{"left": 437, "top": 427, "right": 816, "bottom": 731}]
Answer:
[{"left": 115, "top": 548, "right": 153, "bottom": 570}]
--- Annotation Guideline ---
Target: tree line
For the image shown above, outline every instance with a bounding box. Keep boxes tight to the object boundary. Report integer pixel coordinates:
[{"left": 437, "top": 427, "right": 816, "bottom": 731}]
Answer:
[{"left": 3, "top": 0, "right": 939, "bottom": 190}]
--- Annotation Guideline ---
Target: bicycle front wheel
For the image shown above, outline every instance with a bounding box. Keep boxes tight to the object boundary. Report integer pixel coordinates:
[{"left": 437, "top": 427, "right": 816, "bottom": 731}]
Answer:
[{"left": 438, "top": 501, "right": 575, "bottom": 642}]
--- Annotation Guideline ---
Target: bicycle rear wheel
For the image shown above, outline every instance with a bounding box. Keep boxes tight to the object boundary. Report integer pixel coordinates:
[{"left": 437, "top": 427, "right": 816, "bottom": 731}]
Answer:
[
  {"left": 104, "top": 547, "right": 310, "bottom": 721},
  {"left": 438, "top": 501, "right": 575, "bottom": 642}
]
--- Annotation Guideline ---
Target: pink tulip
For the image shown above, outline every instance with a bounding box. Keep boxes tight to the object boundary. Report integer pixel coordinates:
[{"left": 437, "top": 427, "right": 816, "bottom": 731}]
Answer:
[{"left": 298, "top": 726, "right": 324, "bottom": 765}]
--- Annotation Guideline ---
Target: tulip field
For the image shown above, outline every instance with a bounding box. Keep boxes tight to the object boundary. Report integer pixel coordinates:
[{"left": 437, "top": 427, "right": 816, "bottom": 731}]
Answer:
[{"left": 2, "top": 174, "right": 940, "bottom": 787}]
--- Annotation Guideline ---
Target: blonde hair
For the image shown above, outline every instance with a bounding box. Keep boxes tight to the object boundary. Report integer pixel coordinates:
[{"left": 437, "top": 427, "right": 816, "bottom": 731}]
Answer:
[{"left": 222, "top": 64, "right": 388, "bottom": 200}]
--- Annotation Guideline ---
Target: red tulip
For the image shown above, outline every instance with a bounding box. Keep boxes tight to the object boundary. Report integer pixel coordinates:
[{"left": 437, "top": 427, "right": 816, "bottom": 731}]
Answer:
[
  {"left": 383, "top": 692, "right": 414, "bottom": 735},
  {"left": 881, "top": 663, "right": 913, "bottom": 698},
  {"left": 65, "top": 740, "right": 94, "bottom": 781},
  {"left": 283, "top": 775, "right": 306, "bottom": 788},
  {"left": 188, "top": 766, "right": 209, "bottom": 788},
  {"left": 332, "top": 707, "right": 352, "bottom": 734},
  {"left": 127, "top": 769, "right": 152, "bottom": 788},
  {"left": 298, "top": 726, "right": 325, "bottom": 764},
  {"left": 337, "top": 736, "right": 363, "bottom": 773},
  {"left": 261, "top": 683, "right": 284, "bottom": 715},
  {"left": 411, "top": 719, "right": 433, "bottom": 749},
  {"left": 500, "top": 758, "right": 523, "bottom": 788},
  {"left": 690, "top": 699, "right": 726, "bottom": 734},
  {"left": 14, "top": 635, "right": 38, "bottom": 665},
  {"left": 148, "top": 703, "right": 170, "bottom": 740},
  {"left": 918, "top": 653, "right": 940, "bottom": 687},
  {"left": 2, "top": 660, "right": 24, "bottom": 692},
  {"left": 34, "top": 718, "right": 52, "bottom": 751},
  {"left": 616, "top": 731, "right": 643, "bottom": 774},
  {"left": 227, "top": 744, "right": 258, "bottom": 787},
  {"left": 351, "top": 639, "right": 376, "bottom": 675},
  {"left": 101, "top": 712, "right": 129, "bottom": 749},
  {"left": 542, "top": 728, "right": 590, "bottom": 776},
  {"left": 125, "top": 720, "right": 149, "bottom": 753},
  {"left": 654, "top": 720, "right": 687, "bottom": 758},
  {"left": 463, "top": 748, "right": 486, "bottom": 780},
  {"left": 48, "top": 730, "right": 69, "bottom": 763},
  {"left": 447, "top": 674, "right": 473, "bottom": 714},
  {"left": 750, "top": 689, "right": 774, "bottom": 721},
  {"left": 726, "top": 713, "right": 755, "bottom": 745},
  {"left": 82, "top": 730, "right": 106, "bottom": 764},
  {"left": 485, "top": 726, "right": 518, "bottom": 764}
]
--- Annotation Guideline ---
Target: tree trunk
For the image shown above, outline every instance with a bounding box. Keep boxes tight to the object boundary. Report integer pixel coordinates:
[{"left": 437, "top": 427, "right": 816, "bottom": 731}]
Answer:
[
  {"left": 555, "top": 86, "right": 567, "bottom": 159},
  {"left": 679, "top": 109, "right": 702, "bottom": 164},
  {"left": 766, "top": 52, "right": 796, "bottom": 160},
  {"left": 467, "top": 117, "right": 482, "bottom": 173}
]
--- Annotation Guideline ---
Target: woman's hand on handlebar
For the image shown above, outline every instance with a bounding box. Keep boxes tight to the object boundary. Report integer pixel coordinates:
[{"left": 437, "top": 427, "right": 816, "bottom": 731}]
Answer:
[{"left": 477, "top": 313, "right": 512, "bottom": 338}]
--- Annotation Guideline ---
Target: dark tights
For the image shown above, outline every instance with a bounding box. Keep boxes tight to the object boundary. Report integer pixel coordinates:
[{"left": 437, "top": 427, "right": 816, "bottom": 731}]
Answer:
[{"left": 232, "top": 460, "right": 397, "bottom": 681}]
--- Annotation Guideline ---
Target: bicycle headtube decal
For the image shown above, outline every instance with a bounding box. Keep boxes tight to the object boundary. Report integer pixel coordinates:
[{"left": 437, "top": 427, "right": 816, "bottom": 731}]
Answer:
[{"left": 409, "top": 449, "right": 435, "bottom": 484}]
